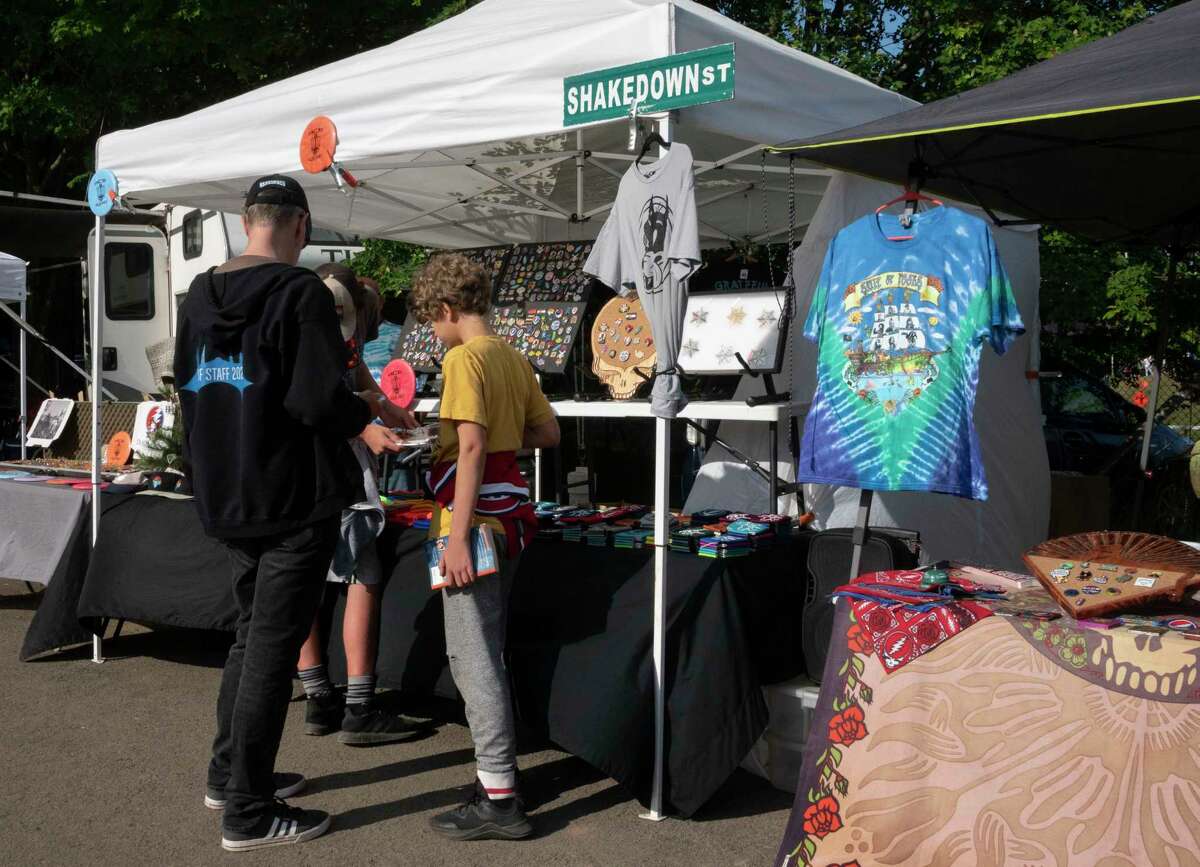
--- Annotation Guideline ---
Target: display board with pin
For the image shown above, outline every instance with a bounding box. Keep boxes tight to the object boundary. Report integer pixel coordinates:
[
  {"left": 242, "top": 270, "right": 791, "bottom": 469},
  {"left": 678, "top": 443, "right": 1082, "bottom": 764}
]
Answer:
[
  {"left": 494, "top": 241, "right": 595, "bottom": 305},
  {"left": 1024, "top": 531, "right": 1200, "bottom": 618},
  {"left": 677, "top": 289, "right": 791, "bottom": 375},
  {"left": 490, "top": 303, "right": 585, "bottom": 373}
]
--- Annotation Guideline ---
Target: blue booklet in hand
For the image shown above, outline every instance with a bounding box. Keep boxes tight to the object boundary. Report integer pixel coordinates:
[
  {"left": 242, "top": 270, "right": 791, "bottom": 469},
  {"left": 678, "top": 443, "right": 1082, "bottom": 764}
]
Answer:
[{"left": 425, "top": 524, "right": 500, "bottom": 590}]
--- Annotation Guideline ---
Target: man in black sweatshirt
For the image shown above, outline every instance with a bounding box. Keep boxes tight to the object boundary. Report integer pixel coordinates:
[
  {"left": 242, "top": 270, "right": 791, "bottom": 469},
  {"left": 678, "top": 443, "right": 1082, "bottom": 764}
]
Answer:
[{"left": 175, "top": 175, "right": 405, "bottom": 852}]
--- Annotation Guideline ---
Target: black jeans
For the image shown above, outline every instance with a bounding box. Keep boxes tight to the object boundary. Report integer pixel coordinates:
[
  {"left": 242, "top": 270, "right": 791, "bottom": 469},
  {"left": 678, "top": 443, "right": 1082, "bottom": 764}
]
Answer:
[{"left": 206, "top": 517, "right": 338, "bottom": 831}]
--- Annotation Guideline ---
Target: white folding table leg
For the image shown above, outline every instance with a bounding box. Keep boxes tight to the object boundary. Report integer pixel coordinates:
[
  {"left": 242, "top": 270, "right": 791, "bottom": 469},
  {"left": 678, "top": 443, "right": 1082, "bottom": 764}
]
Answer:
[{"left": 640, "top": 415, "right": 670, "bottom": 822}]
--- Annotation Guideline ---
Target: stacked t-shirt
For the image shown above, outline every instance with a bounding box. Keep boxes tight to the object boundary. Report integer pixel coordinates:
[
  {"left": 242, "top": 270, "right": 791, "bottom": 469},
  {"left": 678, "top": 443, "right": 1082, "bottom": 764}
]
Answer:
[
  {"left": 584, "top": 142, "right": 701, "bottom": 418},
  {"left": 797, "top": 206, "right": 1024, "bottom": 500}
]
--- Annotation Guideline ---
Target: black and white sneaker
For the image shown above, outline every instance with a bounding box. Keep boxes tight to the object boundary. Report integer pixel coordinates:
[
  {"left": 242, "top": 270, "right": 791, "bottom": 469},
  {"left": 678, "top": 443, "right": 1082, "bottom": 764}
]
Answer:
[
  {"left": 337, "top": 704, "right": 431, "bottom": 746},
  {"left": 429, "top": 780, "right": 533, "bottom": 841},
  {"left": 304, "top": 691, "right": 343, "bottom": 736},
  {"left": 220, "top": 799, "right": 331, "bottom": 852},
  {"left": 204, "top": 772, "right": 306, "bottom": 810}
]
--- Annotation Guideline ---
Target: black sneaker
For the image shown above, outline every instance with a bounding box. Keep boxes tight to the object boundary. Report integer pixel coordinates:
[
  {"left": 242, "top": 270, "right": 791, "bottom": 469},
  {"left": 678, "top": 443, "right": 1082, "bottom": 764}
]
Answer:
[
  {"left": 337, "top": 703, "right": 431, "bottom": 746},
  {"left": 429, "top": 780, "right": 533, "bottom": 841},
  {"left": 221, "top": 799, "right": 331, "bottom": 852},
  {"left": 304, "top": 691, "right": 343, "bottom": 736},
  {"left": 204, "top": 772, "right": 306, "bottom": 810}
]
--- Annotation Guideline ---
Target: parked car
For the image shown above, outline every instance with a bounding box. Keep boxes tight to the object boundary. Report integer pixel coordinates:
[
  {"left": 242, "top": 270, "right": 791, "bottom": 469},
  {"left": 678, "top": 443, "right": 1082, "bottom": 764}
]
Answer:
[{"left": 1040, "top": 355, "right": 1196, "bottom": 537}]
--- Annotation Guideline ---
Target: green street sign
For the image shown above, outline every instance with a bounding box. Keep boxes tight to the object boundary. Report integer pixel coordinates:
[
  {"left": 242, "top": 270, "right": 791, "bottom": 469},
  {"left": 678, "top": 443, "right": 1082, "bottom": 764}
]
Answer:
[{"left": 563, "top": 43, "right": 735, "bottom": 127}]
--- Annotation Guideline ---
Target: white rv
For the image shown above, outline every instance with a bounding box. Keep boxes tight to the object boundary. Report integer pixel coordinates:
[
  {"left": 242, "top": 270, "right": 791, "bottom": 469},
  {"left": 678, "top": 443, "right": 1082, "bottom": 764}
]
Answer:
[{"left": 90, "top": 206, "right": 361, "bottom": 395}]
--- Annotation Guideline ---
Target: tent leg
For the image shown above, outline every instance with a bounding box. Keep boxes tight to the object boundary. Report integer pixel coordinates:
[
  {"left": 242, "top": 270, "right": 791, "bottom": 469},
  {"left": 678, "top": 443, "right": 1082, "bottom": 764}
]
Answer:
[
  {"left": 640, "top": 415, "right": 671, "bottom": 823},
  {"left": 768, "top": 420, "right": 779, "bottom": 512},
  {"left": 91, "top": 213, "right": 105, "bottom": 665},
  {"left": 849, "top": 489, "right": 874, "bottom": 581},
  {"left": 19, "top": 297, "right": 27, "bottom": 459}
]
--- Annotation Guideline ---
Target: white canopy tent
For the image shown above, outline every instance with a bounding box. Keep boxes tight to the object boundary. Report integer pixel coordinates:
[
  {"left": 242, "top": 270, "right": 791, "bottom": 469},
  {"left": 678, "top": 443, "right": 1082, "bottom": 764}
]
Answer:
[
  {"left": 94, "top": 0, "right": 917, "bottom": 818},
  {"left": 97, "top": 0, "right": 912, "bottom": 249}
]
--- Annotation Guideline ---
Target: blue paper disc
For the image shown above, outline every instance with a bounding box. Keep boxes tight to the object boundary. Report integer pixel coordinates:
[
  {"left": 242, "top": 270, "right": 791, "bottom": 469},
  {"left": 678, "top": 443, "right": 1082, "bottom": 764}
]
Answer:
[{"left": 87, "top": 169, "right": 119, "bottom": 216}]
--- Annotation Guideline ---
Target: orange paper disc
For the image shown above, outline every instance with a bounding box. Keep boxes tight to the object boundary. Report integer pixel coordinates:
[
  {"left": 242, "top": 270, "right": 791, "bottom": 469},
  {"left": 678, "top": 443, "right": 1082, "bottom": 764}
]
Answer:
[
  {"left": 300, "top": 116, "right": 338, "bottom": 173},
  {"left": 105, "top": 431, "right": 132, "bottom": 466}
]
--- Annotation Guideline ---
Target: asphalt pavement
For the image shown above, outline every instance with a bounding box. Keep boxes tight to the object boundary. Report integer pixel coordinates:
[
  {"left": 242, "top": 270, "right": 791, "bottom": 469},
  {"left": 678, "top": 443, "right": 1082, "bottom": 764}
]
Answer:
[{"left": 0, "top": 582, "right": 792, "bottom": 866}]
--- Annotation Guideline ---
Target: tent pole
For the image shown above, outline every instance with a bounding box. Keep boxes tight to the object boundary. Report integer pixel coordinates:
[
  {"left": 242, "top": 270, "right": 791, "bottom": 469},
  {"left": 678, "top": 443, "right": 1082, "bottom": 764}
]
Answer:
[
  {"left": 576, "top": 129, "right": 584, "bottom": 224},
  {"left": 18, "top": 296, "right": 27, "bottom": 460},
  {"left": 91, "top": 214, "right": 105, "bottom": 665},
  {"left": 641, "top": 111, "right": 672, "bottom": 825}
]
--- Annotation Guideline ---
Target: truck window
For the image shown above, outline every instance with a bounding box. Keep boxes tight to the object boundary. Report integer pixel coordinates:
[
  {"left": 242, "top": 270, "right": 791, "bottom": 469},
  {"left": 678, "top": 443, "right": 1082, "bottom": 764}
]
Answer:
[
  {"left": 105, "top": 243, "right": 155, "bottom": 320},
  {"left": 182, "top": 210, "right": 203, "bottom": 259}
]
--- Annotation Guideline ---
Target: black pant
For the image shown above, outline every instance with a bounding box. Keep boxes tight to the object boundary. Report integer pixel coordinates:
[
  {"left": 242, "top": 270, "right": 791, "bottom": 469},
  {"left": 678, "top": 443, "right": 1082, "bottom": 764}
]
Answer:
[{"left": 207, "top": 517, "right": 338, "bottom": 831}]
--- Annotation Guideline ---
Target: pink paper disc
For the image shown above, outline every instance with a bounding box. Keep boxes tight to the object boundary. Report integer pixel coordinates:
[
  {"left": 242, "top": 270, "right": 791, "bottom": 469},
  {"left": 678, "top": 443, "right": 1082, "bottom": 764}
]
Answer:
[{"left": 381, "top": 359, "right": 417, "bottom": 408}]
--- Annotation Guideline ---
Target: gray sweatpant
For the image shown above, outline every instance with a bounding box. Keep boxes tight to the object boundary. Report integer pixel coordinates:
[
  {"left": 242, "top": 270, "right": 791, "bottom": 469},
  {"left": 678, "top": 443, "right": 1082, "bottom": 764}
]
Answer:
[{"left": 442, "top": 553, "right": 519, "bottom": 796}]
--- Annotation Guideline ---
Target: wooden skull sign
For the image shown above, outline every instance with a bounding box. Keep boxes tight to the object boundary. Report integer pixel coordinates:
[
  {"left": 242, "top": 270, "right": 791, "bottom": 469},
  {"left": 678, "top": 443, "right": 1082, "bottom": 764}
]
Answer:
[{"left": 591, "top": 295, "right": 656, "bottom": 400}]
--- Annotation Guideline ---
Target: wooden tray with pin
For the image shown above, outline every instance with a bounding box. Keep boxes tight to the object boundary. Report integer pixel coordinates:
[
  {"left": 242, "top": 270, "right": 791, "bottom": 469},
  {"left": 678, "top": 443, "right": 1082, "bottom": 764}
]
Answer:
[{"left": 1024, "top": 531, "right": 1200, "bottom": 618}]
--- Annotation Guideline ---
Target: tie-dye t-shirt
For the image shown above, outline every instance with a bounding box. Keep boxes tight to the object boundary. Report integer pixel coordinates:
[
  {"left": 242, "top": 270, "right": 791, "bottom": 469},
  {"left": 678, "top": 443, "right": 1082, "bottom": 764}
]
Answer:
[{"left": 797, "top": 206, "right": 1024, "bottom": 500}]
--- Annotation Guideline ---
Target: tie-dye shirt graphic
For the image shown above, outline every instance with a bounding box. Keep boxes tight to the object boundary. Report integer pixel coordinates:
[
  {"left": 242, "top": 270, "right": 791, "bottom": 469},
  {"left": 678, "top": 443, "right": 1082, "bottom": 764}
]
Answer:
[{"left": 797, "top": 207, "right": 1023, "bottom": 500}]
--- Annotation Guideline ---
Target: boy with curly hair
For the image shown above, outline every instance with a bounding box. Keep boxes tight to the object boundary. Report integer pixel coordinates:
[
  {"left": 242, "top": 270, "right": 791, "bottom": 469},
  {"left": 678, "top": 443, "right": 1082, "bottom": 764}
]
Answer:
[{"left": 411, "top": 253, "right": 559, "bottom": 840}]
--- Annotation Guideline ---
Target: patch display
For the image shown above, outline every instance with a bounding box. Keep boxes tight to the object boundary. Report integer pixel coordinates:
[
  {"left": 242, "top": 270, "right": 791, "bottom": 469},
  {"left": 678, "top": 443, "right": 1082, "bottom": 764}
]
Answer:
[
  {"left": 495, "top": 242, "right": 594, "bottom": 305},
  {"left": 394, "top": 318, "right": 445, "bottom": 373},
  {"left": 460, "top": 245, "right": 512, "bottom": 287},
  {"left": 489, "top": 303, "right": 585, "bottom": 373}
]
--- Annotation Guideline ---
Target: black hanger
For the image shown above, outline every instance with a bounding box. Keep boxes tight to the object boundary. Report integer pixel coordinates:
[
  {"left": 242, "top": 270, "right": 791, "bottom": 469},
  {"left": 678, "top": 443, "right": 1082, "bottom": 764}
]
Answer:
[{"left": 635, "top": 129, "right": 671, "bottom": 166}]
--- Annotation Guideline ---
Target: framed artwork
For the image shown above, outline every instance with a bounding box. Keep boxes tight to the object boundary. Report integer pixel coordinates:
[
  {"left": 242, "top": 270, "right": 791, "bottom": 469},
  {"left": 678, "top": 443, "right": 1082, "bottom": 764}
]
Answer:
[
  {"left": 26, "top": 398, "right": 74, "bottom": 448},
  {"left": 678, "top": 289, "right": 791, "bottom": 375}
]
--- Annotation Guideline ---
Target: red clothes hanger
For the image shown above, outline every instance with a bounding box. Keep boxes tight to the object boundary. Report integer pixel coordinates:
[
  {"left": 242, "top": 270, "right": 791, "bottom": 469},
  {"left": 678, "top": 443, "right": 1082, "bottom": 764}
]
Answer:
[{"left": 876, "top": 186, "right": 943, "bottom": 241}]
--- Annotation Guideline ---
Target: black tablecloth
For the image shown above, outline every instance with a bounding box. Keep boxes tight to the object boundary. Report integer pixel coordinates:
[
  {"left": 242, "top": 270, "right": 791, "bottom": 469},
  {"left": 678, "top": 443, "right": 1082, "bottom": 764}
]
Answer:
[
  {"left": 18, "top": 491, "right": 128, "bottom": 660},
  {"left": 61, "top": 494, "right": 808, "bottom": 816}
]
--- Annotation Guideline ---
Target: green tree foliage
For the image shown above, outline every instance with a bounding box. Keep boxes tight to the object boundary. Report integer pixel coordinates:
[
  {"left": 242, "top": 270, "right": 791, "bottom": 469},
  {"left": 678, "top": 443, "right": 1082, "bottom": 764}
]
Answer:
[
  {"left": 5, "top": 0, "right": 1194, "bottom": 381},
  {"left": 350, "top": 238, "right": 429, "bottom": 299},
  {"left": 704, "top": 0, "right": 1196, "bottom": 384}
]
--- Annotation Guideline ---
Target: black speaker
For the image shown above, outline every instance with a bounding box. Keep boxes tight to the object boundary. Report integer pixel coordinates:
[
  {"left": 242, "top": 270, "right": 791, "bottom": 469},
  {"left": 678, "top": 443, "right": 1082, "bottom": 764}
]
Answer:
[{"left": 802, "top": 527, "right": 921, "bottom": 682}]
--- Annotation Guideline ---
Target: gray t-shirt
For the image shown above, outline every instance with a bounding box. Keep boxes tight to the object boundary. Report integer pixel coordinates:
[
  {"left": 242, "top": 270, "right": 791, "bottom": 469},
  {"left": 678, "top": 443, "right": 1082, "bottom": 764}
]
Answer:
[
  {"left": 584, "top": 142, "right": 701, "bottom": 296},
  {"left": 584, "top": 142, "right": 701, "bottom": 417}
]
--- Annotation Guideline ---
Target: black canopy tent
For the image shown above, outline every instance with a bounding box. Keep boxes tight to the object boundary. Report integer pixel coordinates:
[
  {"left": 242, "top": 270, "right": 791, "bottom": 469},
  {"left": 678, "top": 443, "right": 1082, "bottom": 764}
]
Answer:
[
  {"left": 771, "top": 0, "right": 1200, "bottom": 531},
  {"left": 770, "top": 0, "right": 1200, "bottom": 246}
]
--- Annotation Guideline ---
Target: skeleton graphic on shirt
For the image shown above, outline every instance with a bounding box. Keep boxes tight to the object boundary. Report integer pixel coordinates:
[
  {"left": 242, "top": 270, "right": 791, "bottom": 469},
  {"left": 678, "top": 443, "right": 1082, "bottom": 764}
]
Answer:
[{"left": 636, "top": 195, "right": 673, "bottom": 295}]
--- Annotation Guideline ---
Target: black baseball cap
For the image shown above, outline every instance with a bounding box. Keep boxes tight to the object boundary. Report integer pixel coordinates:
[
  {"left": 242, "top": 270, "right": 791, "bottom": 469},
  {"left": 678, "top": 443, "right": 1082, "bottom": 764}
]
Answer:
[{"left": 244, "top": 174, "right": 310, "bottom": 211}]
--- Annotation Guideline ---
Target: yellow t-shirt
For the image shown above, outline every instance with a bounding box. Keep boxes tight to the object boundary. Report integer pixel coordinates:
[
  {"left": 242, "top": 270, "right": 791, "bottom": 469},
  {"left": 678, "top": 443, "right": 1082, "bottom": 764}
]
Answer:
[{"left": 430, "top": 335, "right": 554, "bottom": 539}]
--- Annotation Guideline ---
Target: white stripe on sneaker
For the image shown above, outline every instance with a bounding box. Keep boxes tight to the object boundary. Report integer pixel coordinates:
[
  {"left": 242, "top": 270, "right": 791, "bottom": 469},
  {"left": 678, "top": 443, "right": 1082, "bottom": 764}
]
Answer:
[{"left": 267, "top": 817, "right": 280, "bottom": 839}]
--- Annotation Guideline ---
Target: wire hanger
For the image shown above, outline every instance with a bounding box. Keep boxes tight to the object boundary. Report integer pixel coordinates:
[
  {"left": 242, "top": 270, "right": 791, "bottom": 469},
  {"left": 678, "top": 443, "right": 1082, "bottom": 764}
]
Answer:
[
  {"left": 635, "top": 126, "right": 671, "bottom": 166},
  {"left": 876, "top": 158, "right": 941, "bottom": 240}
]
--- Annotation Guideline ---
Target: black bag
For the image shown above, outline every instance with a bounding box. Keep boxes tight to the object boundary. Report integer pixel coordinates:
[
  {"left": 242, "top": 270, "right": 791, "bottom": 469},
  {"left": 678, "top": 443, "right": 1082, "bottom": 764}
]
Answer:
[{"left": 802, "top": 527, "right": 920, "bottom": 682}]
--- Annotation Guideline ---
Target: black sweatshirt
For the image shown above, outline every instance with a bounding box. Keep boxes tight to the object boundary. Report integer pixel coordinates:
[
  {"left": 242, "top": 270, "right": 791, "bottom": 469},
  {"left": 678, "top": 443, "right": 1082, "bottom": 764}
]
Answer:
[{"left": 174, "top": 261, "right": 371, "bottom": 538}]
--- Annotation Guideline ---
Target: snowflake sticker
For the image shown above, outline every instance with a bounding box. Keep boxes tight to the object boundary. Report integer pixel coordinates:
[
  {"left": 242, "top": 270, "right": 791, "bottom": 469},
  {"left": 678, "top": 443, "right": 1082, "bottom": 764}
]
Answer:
[
  {"left": 716, "top": 345, "right": 735, "bottom": 365},
  {"left": 690, "top": 308, "right": 709, "bottom": 325},
  {"left": 728, "top": 305, "right": 747, "bottom": 326},
  {"left": 681, "top": 338, "right": 700, "bottom": 358}
]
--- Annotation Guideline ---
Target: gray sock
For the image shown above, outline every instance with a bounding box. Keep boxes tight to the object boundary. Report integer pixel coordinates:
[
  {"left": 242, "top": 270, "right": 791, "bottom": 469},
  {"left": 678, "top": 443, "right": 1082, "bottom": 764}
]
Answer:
[
  {"left": 298, "top": 664, "right": 332, "bottom": 698},
  {"left": 345, "top": 674, "right": 376, "bottom": 707}
]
